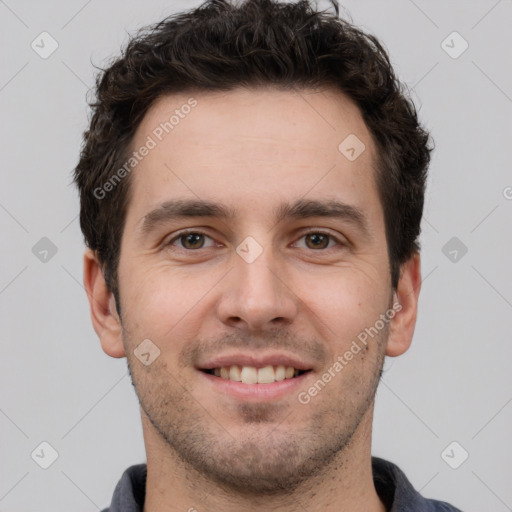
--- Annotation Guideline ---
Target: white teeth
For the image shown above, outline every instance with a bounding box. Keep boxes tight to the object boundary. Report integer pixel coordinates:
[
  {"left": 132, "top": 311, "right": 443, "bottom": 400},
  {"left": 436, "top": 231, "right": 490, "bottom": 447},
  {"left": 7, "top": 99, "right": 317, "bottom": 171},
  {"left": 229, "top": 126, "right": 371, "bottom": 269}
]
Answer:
[
  {"left": 212, "top": 365, "right": 302, "bottom": 383},
  {"left": 240, "top": 366, "right": 258, "bottom": 384},
  {"left": 229, "top": 365, "right": 241, "bottom": 381},
  {"left": 257, "top": 365, "right": 275, "bottom": 384},
  {"left": 275, "top": 365, "right": 286, "bottom": 381}
]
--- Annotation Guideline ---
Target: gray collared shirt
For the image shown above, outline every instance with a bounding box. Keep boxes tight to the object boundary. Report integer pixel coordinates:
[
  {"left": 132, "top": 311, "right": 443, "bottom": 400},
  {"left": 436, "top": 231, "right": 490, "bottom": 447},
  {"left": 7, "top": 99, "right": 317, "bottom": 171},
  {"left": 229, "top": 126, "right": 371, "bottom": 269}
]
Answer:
[{"left": 101, "top": 456, "right": 463, "bottom": 511}]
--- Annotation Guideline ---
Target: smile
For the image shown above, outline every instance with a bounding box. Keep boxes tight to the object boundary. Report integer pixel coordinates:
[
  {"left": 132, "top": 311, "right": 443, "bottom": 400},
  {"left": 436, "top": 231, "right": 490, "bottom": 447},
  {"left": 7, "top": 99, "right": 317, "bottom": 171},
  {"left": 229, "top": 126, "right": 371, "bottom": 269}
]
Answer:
[{"left": 203, "top": 365, "right": 309, "bottom": 384}]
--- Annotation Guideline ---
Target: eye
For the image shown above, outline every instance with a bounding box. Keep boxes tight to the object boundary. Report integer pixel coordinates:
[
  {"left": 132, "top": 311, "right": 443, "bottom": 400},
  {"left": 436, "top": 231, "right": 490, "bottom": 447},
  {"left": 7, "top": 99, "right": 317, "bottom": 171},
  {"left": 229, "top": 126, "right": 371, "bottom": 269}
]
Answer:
[
  {"left": 166, "top": 229, "right": 345, "bottom": 252},
  {"left": 167, "top": 230, "right": 217, "bottom": 250},
  {"left": 293, "top": 230, "right": 344, "bottom": 251}
]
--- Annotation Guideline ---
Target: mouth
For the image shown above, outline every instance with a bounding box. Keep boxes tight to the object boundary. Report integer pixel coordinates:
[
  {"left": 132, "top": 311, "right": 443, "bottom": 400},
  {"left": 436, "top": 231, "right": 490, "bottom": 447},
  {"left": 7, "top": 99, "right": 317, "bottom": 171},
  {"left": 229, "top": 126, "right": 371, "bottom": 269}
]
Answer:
[
  {"left": 201, "top": 365, "right": 311, "bottom": 384},
  {"left": 196, "top": 353, "right": 316, "bottom": 400}
]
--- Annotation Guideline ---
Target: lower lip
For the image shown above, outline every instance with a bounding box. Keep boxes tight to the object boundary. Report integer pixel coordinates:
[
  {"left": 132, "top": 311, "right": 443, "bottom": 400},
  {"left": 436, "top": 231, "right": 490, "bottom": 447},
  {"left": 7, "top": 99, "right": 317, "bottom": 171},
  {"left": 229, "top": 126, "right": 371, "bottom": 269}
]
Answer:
[{"left": 198, "top": 370, "right": 312, "bottom": 401}]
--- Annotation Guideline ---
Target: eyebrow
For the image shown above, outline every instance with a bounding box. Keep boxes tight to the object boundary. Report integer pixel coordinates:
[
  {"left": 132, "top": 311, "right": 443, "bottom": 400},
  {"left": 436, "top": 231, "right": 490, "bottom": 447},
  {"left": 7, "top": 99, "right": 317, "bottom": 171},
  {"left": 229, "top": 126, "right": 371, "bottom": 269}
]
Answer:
[{"left": 140, "top": 198, "right": 371, "bottom": 238}]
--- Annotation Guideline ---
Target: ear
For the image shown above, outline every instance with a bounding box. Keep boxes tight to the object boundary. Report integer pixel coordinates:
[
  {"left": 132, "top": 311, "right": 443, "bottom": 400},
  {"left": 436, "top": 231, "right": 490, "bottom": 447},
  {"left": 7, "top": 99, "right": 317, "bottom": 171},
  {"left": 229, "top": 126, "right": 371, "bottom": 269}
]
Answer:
[
  {"left": 385, "top": 252, "right": 421, "bottom": 357},
  {"left": 83, "top": 248, "right": 126, "bottom": 358}
]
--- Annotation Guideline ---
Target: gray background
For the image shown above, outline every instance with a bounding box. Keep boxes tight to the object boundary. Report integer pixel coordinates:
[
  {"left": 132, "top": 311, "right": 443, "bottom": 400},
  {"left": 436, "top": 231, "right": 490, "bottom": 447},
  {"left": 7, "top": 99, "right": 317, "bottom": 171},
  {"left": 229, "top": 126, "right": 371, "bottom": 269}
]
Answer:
[{"left": 1, "top": 0, "right": 511, "bottom": 510}]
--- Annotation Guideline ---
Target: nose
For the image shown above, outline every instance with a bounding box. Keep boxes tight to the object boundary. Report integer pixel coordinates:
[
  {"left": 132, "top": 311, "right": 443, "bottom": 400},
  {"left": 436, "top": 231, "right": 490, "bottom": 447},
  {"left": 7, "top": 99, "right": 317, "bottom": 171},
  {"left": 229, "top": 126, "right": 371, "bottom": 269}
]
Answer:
[{"left": 216, "top": 242, "right": 300, "bottom": 332}]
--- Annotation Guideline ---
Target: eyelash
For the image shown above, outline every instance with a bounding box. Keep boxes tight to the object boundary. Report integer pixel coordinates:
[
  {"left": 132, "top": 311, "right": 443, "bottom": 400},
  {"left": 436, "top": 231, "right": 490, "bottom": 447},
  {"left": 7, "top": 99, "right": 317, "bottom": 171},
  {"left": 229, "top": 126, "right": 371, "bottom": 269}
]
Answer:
[{"left": 166, "top": 229, "right": 346, "bottom": 253}]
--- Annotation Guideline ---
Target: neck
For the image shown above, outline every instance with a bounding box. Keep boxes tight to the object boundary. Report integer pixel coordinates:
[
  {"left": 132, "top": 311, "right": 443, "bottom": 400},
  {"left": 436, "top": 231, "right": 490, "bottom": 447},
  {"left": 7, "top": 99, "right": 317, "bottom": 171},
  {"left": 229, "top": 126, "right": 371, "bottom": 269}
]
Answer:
[{"left": 141, "top": 406, "right": 386, "bottom": 512}]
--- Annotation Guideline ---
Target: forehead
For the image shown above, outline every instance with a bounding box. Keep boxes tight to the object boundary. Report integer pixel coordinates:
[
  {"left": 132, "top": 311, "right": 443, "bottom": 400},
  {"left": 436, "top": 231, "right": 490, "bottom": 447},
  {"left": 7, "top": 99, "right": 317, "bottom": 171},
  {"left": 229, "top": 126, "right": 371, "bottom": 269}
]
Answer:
[
  {"left": 126, "top": 86, "right": 381, "bottom": 229},
  {"left": 135, "top": 86, "right": 373, "bottom": 160}
]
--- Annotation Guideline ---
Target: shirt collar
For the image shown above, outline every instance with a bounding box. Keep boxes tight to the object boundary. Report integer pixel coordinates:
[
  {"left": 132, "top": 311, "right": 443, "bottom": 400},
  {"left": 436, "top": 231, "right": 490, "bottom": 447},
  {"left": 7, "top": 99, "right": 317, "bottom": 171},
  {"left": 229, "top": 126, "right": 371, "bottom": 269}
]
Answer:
[{"left": 103, "top": 457, "right": 461, "bottom": 512}]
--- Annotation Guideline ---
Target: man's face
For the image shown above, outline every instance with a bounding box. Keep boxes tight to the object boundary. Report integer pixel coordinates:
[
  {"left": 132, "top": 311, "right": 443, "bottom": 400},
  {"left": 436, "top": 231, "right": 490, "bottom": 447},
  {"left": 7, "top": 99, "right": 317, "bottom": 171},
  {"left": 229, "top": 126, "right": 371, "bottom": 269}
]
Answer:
[{"left": 116, "top": 87, "right": 394, "bottom": 493}]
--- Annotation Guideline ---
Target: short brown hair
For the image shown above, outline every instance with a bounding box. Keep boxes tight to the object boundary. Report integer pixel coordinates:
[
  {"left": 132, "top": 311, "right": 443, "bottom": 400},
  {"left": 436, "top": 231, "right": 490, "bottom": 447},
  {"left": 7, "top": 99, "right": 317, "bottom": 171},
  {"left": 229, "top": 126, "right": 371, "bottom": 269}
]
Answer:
[{"left": 74, "top": 0, "right": 433, "bottom": 312}]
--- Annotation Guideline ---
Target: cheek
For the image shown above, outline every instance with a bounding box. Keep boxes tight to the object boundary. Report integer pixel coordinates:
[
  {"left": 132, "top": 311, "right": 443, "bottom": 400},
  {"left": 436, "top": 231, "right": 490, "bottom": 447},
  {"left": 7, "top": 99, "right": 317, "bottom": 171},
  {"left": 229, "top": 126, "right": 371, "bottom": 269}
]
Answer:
[
  {"left": 295, "top": 265, "right": 389, "bottom": 348},
  {"left": 120, "top": 263, "right": 219, "bottom": 340}
]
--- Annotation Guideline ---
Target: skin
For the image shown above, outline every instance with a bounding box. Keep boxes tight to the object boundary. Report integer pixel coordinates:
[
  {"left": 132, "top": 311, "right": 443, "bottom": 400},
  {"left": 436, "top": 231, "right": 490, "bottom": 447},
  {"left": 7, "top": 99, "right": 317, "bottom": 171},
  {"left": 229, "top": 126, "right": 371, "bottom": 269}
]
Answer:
[{"left": 84, "top": 86, "right": 421, "bottom": 512}]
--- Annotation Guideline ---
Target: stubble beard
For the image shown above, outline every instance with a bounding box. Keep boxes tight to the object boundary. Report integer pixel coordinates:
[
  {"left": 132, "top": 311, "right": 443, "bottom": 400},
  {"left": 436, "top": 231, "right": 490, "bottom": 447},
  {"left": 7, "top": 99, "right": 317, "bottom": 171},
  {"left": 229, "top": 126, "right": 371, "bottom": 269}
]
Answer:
[{"left": 123, "top": 326, "right": 387, "bottom": 497}]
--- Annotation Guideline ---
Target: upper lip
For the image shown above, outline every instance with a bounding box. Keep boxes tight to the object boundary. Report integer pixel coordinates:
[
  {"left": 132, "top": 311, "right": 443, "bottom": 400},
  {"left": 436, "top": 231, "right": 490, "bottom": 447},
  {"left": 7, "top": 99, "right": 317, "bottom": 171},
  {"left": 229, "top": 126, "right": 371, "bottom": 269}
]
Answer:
[{"left": 197, "top": 352, "right": 314, "bottom": 371}]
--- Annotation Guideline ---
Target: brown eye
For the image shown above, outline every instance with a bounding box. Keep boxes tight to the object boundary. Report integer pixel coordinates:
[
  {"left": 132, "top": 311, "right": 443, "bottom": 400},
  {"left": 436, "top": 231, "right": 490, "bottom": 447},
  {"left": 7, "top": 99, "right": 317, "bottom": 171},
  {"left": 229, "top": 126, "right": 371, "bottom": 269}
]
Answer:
[
  {"left": 168, "top": 231, "right": 216, "bottom": 250},
  {"left": 304, "top": 232, "right": 331, "bottom": 249},
  {"left": 294, "top": 231, "right": 342, "bottom": 251},
  {"left": 180, "top": 233, "right": 205, "bottom": 249}
]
